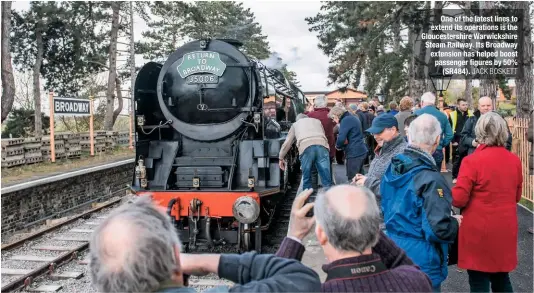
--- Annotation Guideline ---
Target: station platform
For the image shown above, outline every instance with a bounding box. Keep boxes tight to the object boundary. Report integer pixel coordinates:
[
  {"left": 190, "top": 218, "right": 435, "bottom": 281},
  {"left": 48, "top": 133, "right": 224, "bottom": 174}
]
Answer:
[{"left": 298, "top": 162, "right": 533, "bottom": 292}]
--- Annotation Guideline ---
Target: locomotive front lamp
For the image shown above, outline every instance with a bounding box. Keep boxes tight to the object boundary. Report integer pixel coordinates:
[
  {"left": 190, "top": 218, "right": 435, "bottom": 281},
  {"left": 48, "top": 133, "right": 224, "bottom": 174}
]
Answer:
[
  {"left": 429, "top": 65, "right": 452, "bottom": 98},
  {"left": 193, "top": 169, "right": 200, "bottom": 189}
]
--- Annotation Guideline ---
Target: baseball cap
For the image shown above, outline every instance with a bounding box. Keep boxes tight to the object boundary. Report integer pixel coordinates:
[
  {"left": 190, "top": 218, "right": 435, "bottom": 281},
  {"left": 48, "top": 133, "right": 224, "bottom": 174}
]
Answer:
[{"left": 366, "top": 113, "right": 398, "bottom": 134}]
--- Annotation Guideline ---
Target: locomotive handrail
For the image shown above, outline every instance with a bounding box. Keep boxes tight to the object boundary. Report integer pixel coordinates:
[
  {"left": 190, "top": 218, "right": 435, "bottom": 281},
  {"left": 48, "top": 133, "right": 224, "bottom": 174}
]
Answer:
[{"left": 254, "top": 60, "right": 296, "bottom": 98}]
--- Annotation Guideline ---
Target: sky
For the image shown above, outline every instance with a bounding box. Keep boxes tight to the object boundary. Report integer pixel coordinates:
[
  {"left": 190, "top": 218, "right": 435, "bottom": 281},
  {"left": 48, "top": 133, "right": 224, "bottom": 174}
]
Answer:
[{"left": 11, "top": 1, "right": 336, "bottom": 93}]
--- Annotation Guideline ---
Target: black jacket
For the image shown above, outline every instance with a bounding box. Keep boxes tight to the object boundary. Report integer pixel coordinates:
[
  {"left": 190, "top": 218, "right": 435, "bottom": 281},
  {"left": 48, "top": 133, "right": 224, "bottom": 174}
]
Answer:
[
  {"left": 459, "top": 110, "right": 512, "bottom": 155},
  {"left": 156, "top": 252, "right": 322, "bottom": 293}
]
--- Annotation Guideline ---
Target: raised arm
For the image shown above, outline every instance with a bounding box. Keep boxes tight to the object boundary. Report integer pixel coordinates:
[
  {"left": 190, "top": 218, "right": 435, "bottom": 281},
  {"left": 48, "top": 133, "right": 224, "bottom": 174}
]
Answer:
[
  {"left": 279, "top": 125, "right": 296, "bottom": 160},
  {"left": 219, "top": 252, "right": 321, "bottom": 293}
]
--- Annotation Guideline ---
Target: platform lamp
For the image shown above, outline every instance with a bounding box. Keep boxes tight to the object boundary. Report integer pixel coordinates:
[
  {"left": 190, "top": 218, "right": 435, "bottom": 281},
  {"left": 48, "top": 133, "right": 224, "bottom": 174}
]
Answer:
[
  {"left": 429, "top": 65, "right": 453, "bottom": 98},
  {"left": 376, "top": 93, "right": 385, "bottom": 104}
]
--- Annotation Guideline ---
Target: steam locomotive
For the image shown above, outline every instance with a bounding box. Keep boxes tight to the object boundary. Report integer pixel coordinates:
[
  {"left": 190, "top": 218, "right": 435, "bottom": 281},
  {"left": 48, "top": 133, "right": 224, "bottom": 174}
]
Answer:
[{"left": 131, "top": 39, "right": 307, "bottom": 252}]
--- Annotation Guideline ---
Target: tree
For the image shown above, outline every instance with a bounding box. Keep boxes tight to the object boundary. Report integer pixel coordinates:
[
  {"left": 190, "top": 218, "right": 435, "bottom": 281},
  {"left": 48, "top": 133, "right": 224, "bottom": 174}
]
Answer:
[
  {"left": 513, "top": 1, "right": 533, "bottom": 118},
  {"left": 305, "top": 1, "right": 423, "bottom": 102},
  {"left": 280, "top": 65, "right": 301, "bottom": 87},
  {"left": 103, "top": 2, "right": 121, "bottom": 130},
  {"left": 10, "top": 1, "right": 109, "bottom": 135},
  {"left": 13, "top": 70, "right": 35, "bottom": 110},
  {"left": 1, "top": 108, "right": 50, "bottom": 138},
  {"left": 136, "top": 1, "right": 191, "bottom": 60},
  {"left": 183, "top": 1, "right": 270, "bottom": 59},
  {"left": 1, "top": 1, "right": 16, "bottom": 124}
]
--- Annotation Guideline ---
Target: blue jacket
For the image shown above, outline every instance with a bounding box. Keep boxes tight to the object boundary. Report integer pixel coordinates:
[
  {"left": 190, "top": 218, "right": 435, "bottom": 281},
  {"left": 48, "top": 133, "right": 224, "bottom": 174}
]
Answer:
[
  {"left": 380, "top": 146, "right": 459, "bottom": 288},
  {"left": 415, "top": 106, "right": 454, "bottom": 149},
  {"left": 335, "top": 111, "right": 368, "bottom": 158}
]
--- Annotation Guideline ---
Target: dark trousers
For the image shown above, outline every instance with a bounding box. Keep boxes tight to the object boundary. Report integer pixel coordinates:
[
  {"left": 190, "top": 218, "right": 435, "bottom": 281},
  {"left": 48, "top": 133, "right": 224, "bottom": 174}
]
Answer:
[
  {"left": 300, "top": 145, "right": 333, "bottom": 190},
  {"left": 432, "top": 148, "right": 444, "bottom": 169},
  {"left": 467, "top": 270, "right": 513, "bottom": 292},
  {"left": 346, "top": 154, "right": 366, "bottom": 182},
  {"left": 452, "top": 145, "right": 467, "bottom": 179},
  {"left": 335, "top": 149, "right": 344, "bottom": 165},
  {"left": 445, "top": 144, "right": 451, "bottom": 164}
]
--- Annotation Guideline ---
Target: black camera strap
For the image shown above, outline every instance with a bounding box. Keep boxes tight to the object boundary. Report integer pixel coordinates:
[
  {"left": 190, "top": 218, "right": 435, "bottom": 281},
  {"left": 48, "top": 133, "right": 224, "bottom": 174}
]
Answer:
[{"left": 325, "top": 258, "right": 388, "bottom": 282}]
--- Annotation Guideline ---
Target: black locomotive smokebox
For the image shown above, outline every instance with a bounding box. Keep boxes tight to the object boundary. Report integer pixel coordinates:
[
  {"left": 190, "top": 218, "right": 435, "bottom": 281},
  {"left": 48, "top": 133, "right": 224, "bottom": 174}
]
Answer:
[{"left": 156, "top": 39, "right": 256, "bottom": 142}]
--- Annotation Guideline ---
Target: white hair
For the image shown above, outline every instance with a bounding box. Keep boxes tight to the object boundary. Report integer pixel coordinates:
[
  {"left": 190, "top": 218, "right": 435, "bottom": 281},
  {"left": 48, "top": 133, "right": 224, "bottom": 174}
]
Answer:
[
  {"left": 421, "top": 92, "right": 436, "bottom": 105},
  {"left": 408, "top": 113, "right": 442, "bottom": 149},
  {"left": 314, "top": 95, "right": 327, "bottom": 108}
]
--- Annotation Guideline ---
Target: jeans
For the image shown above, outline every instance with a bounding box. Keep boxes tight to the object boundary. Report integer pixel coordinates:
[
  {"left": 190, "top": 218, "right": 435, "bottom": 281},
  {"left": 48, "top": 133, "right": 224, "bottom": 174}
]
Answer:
[
  {"left": 296, "top": 157, "right": 334, "bottom": 195},
  {"left": 346, "top": 154, "right": 366, "bottom": 182},
  {"left": 300, "top": 145, "right": 333, "bottom": 190},
  {"left": 432, "top": 284, "right": 441, "bottom": 292},
  {"left": 432, "top": 148, "right": 444, "bottom": 168},
  {"left": 467, "top": 270, "right": 513, "bottom": 292}
]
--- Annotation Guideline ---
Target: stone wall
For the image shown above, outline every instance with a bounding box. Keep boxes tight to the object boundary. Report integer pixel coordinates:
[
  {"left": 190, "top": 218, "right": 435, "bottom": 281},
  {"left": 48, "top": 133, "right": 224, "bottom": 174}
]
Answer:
[{"left": 1, "top": 161, "right": 134, "bottom": 238}]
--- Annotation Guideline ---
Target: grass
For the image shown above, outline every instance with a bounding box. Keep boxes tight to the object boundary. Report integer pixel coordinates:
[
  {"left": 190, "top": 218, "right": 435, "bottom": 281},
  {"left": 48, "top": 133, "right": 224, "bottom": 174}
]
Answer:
[
  {"left": 1, "top": 147, "right": 135, "bottom": 185},
  {"left": 519, "top": 198, "right": 533, "bottom": 212}
]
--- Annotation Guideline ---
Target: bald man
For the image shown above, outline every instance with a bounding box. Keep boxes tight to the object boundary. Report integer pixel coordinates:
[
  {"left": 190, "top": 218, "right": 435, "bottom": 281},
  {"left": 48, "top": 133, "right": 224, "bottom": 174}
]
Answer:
[
  {"left": 276, "top": 186, "right": 433, "bottom": 292},
  {"left": 89, "top": 196, "right": 321, "bottom": 293},
  {"left": 460, "top": 96, "right": 512, "bottom": 156}
]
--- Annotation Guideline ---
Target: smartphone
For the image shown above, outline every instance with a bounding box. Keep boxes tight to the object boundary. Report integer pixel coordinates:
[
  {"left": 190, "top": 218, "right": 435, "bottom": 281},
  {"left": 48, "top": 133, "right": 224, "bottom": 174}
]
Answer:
[{"left": 305, "top": 190, "right": 317, "bottom": 217}]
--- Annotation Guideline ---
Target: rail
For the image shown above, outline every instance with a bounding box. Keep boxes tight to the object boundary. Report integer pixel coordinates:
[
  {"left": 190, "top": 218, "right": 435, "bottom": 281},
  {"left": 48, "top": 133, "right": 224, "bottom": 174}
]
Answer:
[{"left": 1, "top": 196, "right": 126, "bottom": 292}]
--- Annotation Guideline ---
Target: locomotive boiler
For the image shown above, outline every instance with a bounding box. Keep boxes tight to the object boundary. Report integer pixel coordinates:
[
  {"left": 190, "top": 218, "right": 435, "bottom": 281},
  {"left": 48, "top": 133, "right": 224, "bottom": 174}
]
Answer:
[{"left": 131, "top": 38, "right": 307, "bottom": 252}]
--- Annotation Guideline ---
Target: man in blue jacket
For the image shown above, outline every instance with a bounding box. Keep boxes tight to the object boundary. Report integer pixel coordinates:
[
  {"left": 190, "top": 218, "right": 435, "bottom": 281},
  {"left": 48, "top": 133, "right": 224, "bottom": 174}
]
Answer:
[
  {"left": 415, "top": 92, "right": 453, "bottom": 168},
  {"left": 380, "top": 114, "right": 461, "bottom": 292},
  {"left": 329, "top": 106, "right": 368, "bottom": 182}
]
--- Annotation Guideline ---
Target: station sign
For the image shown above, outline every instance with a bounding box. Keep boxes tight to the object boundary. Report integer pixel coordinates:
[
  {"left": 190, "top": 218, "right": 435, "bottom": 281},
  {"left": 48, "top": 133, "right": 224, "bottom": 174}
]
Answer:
[{"left": 53, "top": 97, "right": 90, "bottom": 116}]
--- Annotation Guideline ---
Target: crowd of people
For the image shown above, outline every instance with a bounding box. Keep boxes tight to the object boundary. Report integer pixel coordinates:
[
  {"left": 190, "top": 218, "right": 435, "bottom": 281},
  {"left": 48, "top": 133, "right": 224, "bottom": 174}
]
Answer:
[{"left": 87, "top": 92, "right": 528, "bottom": 293}]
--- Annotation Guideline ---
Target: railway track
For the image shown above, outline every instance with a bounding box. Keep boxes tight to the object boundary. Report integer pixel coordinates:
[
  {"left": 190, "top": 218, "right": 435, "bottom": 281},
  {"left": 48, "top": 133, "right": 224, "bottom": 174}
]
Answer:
[
  {"left": 1, "top": 173, "right": 303, "bottom": 292},
  {"left": 0, "top": 196, "right": 128, "bottom": 293}
]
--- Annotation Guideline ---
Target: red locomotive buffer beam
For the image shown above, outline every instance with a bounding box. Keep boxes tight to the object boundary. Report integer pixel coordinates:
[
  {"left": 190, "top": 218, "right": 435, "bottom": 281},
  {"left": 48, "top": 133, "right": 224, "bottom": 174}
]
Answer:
[{"left": 138, "top": 191, "right": 260, "bottom": 218}]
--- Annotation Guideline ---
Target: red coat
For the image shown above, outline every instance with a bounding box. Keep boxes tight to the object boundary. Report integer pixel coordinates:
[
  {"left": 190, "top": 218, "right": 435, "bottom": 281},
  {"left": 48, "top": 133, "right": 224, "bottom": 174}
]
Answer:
[
  {"left": 452, "top": 144, "right": 523, "bottom": 272},
  {"left": 304, "top": 108, "right": 335, "bottom": 159}
]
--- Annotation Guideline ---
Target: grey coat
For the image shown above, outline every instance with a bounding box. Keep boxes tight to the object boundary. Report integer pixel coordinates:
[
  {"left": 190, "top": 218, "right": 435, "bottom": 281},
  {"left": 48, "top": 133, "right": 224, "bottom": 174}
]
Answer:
[
  {"left": 395, "top": 110, "right": 413, "bottom": 137},
  {"left": 363, "top": 134, "right": 407, "bottom": 197}
]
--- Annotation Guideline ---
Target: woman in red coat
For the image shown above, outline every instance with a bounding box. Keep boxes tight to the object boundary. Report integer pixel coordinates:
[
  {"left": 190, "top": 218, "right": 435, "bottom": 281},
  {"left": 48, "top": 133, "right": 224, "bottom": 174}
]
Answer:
[{"left": 452, "top": 112, "right": 523, "bottom": 292}]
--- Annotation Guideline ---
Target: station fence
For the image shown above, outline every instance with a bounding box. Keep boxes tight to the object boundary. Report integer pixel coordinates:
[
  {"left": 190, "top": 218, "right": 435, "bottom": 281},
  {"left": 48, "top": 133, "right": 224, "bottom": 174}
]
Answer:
[
  {"left": 507, "top": 117, "right": 533, "bottom": 203},
  {"left": 1, "top": 131, "right": 130, "bottom": 168}
]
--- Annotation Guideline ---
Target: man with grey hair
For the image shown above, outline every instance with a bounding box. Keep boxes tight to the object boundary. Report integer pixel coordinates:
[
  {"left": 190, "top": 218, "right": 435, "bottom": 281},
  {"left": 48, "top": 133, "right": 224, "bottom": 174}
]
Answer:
[
  {"left": 275, "top": 186, "right": 433, "bottom": 292},
  {"left": 279, "top": 113, "right": 332, "bottom": 190},
  {"left": 380, "top": 114, "right": 461, "bottom": 292},
  {"left": 414, "top": 92, "right": 454, "bottom": 168},
  {"left": 89, "top": 195, "right": 322, "bottom": 293}
]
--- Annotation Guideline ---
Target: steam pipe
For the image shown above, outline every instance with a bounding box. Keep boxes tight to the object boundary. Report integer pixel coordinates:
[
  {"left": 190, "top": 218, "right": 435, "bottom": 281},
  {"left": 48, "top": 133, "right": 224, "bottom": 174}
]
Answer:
[{"left": 205, "top": 217, "right": 213, "bottom": 247}]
